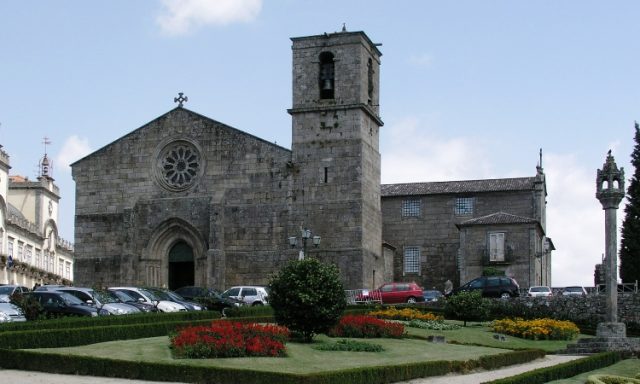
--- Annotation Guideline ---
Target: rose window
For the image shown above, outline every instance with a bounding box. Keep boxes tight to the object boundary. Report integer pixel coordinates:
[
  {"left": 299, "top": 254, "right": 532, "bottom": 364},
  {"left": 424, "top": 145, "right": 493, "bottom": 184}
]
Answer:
[{"left": 157, "top": 141, "right": 201, "bottom": 191}]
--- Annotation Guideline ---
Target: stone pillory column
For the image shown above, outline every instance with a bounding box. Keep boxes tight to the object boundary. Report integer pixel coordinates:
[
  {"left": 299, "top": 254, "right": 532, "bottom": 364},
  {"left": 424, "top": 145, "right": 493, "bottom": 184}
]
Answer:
[{"left": 595, "top": 150, "right": 624, "bottom": 326}]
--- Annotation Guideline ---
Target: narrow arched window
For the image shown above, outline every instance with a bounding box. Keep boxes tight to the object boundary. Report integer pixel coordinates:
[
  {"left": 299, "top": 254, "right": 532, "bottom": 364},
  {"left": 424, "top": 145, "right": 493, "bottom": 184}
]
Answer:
[
  {"left": 319, "top": 52, "right": 335, "bottom": 99},
  {"left": 367, "top": 58, "right": 374, "bottom": 101}
]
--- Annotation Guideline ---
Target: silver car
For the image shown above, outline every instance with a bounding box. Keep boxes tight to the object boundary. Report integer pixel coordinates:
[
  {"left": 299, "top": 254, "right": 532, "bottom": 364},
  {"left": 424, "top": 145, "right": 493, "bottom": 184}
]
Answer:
[
  {"left": 222, "top": 286, "right": 269, "bottom": 306},
  {"left": 0, "top": 302, "right": 27, "bottom": 322}
]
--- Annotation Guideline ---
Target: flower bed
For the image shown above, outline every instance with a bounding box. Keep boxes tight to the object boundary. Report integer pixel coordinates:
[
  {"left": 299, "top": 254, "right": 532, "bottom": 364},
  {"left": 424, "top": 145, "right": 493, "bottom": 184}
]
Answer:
[
  {"left": 327, "top": 315, "right": 405, "bottom": 338},
  {"left": 170, "top": 321, "right": 290, "bottom": 358},
  {"left": 367, "top": 307, "right": 443, "bottom": 322},
  {"left": 491, "top": 318, "right": 580, "bottom": 340}
]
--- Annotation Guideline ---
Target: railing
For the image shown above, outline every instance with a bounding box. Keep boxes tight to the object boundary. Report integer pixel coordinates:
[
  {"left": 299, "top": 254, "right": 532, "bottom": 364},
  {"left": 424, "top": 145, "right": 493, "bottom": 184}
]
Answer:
[
  {"left": 344, "top": 289, "right": 382, "bottom": 305},
  {"left": 595, "top": 282, "right": 638, "bottom": 294}
]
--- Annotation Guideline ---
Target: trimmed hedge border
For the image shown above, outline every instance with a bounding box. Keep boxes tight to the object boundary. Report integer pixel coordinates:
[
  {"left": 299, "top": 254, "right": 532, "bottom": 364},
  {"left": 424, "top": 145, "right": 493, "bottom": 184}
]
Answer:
[
  {"left": 0, "top": 348, "right": 546, "bottom": 384},
  {"left": 481, "top": 351, "right": 624, "bottom": 384},
  {"left": 0, "top": 310, "right": 223, "bottom": 333},
  {"left": 0, "top": 315, "right": 275, "bottom": 349}
]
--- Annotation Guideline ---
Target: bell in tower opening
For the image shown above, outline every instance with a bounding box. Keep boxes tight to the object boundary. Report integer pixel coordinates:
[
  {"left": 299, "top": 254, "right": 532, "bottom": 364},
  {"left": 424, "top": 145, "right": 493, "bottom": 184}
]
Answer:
[{"left": 319, "top": 51, "right": 335, "bottom": 99}]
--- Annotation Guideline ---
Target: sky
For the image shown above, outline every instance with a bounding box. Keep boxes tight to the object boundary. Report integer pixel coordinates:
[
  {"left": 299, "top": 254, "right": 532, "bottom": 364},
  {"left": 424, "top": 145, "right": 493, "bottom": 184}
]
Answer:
[{"left": 1, "top": 1, "right": 639, "bottom": 288}]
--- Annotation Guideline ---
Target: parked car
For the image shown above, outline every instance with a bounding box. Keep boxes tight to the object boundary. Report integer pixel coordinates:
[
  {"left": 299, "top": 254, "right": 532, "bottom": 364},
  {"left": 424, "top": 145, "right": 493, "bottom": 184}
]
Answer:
[
  {"left": 26, "top": 291, "right": 100, "bottom": 318},
  {"left": 222, "top": 286, "right": 269, "bottom": 306},
  {"left": 0, "top": 285, "right": 30, "bottom": 302},
  {"left": 174, "top": 286, "right": 245, "bottom": 312},
  {"left": 527, "top": 286, "right": 553, "bottom": 297},
  {"left": 562, "top": 286, "right": 588, "bottom": 296},
  {"left": 358, "top": 282, "right": 425, "bottom": 304},
  {"left": 449, "top": 276, "right": 520, "bottom": 299},
  {"left": 0, "top": 302, "right": 27, "bottom": 322},
  {"left": 108, "top": 287, "right": 187, "bottom": 312},
  {"left": 55, "top": 287, "right": 141, "bottom": 315},
  {"left": 146, "top": 288, "right": 204, "bottom": 311},
  {"left": 109, "top": 289, "right": 158, "bottom": 313},
  {"left": 422, "top": 289, "right": 444, "bottom": 303},
  {"left": 34, "top": 284, "right": 68, "bottom": 291}
]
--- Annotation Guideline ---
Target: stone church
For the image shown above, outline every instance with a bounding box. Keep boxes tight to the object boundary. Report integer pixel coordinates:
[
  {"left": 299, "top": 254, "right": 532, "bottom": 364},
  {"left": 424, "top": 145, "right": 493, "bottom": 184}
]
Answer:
[{"left": 71, "top": 30, "right": 553, "bottom": 292}]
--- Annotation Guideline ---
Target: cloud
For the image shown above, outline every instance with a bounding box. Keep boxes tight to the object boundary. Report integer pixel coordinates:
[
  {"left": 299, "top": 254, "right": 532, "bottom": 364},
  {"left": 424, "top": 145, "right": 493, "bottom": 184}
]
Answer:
[
  {"left": 381, "top": 118, "right": 614, "bottom": 288},
  {"left": 381, "top": 116, "right": 493, "bottom": 183},
  {"left": 408, "top": 53, "right": 434, "bottom": 68},
  {"left": 55, "top": 135, "right": 92, "bottom": 174},
  {"left": 541, "top": 153, "right": 622, "bottom": 287},
  {"left": 156, "top": 0, "right": 262, "bottom": 35}
]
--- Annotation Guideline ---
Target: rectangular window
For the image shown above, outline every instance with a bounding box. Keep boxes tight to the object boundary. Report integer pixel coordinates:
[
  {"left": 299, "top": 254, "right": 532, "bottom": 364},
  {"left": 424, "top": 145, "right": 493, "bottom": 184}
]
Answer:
[
  {"left": 403, "top": 246, "right": 421, "bottom": 274},
  {"left": 489, "top": 233, "right": 505, "bottom": 261},
  {"left": 17, "top": 241, "right": 24, "bottom": 261},
  {"left": 35, "top": 249, "right": 42, "bottom": 269},
  {"left": 58, "top": 258, "right": 64, "bottom": 276},
  {"left": 65, "top": 261, "right": 71, "bottom": 279},
  {"left": 7, "top": 238, "right": 14, "bottom": 258},
  {"left": 455, "top": 197, "right": 474, "bottom": 215},
  {"left": 402, "top": 199, "right": 421, "bottom": 217},
  {"left": 25, "top": 245, "right": 33, "bottom": 265}
]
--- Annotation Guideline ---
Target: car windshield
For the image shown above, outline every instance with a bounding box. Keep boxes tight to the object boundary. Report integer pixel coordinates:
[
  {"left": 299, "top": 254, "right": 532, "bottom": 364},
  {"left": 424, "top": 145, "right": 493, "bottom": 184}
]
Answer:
[
  {"left": 565, "top": 287, "right": 582, "bottom": 292},
  {"left": 530, "top": 287, "right": 550, "bottom": 292},
  {"left": 166, "top": 291, "right": 186, "bottom": 301},
  {"left": 0, "top": 286, "right": 14, "bottom": 295},
  {"left": 112, "top": 290, "right": 136, "bottom": 303},
  {"left": 58, "top": 292, "right": 85, "bottom": 305},
  {"left": 146, "top": 289, "right": 170, "bottom": 301},
  {"left": 94, "top": 290, "right": 120, "bottom": 304},
  {"left": 138, "top": 288, "right": 161, "bottom": 301}
]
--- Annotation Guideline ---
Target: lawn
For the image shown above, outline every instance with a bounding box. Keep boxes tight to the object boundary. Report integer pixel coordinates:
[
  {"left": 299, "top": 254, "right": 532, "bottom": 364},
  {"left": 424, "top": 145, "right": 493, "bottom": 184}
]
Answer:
[
  {"left": 404, "top": 321, "right": 588, "bottom": 352},
  {"left": 35, "top": 334, "right": 510, "bottom": 374}
]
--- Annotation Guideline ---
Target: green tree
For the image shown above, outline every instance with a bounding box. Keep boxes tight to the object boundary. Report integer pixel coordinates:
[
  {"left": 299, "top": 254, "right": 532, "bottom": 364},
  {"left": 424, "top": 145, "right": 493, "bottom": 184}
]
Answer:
[
  {"left": 444, "top": 291, "right": 490, "bottom": 326},
  {"left": 268, "top": 258, "right": 346, "bottom": 342},
  {"left": 620, "top": 122, "right": 640, "bottom": 283}
]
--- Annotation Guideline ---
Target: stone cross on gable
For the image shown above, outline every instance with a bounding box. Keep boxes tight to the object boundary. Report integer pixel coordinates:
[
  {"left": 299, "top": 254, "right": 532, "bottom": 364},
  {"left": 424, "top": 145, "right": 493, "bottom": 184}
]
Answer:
[{"left": 174, "top": 92, "right": 188, "bottom": 107}]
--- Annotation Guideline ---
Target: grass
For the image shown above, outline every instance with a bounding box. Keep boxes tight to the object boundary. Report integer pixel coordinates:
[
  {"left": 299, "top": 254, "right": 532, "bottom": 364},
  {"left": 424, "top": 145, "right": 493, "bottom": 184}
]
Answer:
[
  {"left": 35, "top": 334, "right": 509, "bottom": 374},
  {"left": 405, "top": 321, "right": 588, "bottom": 352},
  {"left": 546, "top": 358, "right": 640, "bottom": 383}
]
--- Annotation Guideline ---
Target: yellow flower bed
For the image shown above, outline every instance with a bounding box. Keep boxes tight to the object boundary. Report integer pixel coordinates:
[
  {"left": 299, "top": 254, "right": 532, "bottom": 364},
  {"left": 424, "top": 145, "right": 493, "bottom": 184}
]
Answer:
[
  {"left": 367, "top": 307, "right": 443, "bottom": 322},
  {"left": 492, "top": 318, "right": 580, "bottom": 340}
]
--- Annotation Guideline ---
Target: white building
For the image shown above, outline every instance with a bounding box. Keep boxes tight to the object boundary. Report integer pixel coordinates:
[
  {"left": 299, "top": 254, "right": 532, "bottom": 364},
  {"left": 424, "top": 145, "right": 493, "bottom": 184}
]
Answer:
[{"left": 0, "top": 144, "right": 73, "bottom": 287}]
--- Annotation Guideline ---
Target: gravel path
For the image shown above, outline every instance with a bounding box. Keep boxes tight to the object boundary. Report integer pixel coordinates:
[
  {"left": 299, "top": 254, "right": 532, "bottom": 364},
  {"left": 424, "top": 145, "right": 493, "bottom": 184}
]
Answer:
[{"left": 0, "top": 355, "right": 585, "bottom": 384}]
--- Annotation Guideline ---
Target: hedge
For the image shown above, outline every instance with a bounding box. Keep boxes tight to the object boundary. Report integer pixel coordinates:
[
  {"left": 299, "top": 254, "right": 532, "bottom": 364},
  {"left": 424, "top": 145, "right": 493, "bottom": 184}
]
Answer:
[
  {"left": 0, "top": 348, "right": 547, "bottom": 384},
  {"left": 0, "top": 315, "right": 274, "bottom": 349},
  {"left": 481, "top": 352, "right": 624, "bottom": 384}
]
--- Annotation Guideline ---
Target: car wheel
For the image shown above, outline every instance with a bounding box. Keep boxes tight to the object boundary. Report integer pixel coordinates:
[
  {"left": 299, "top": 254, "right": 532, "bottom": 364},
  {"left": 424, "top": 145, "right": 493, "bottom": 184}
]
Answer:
[
  {"left": 500, "top": 292, "right": 511, "bottom": 299},
  {"left": 406, "top": 297, "right": 417, "bottom": 304},
  {"left": 252, "top": 301, "right": 263, "bottom": 306}
]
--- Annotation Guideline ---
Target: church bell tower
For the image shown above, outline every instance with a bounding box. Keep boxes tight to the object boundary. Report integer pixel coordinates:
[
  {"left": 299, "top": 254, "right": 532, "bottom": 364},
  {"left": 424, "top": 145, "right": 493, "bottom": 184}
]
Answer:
[{"left": 288, "top": 30, "right": 384, "bottom": 289}]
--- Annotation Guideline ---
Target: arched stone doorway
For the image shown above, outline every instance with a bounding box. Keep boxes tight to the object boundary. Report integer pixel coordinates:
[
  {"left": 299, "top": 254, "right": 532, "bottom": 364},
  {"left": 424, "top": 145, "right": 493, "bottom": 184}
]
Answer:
[
  {"left": 168, "top": 241, "right": 194, "bottom": 290},
  {"left": 142, "top": 218, "right": 208, "bottom": 289}
]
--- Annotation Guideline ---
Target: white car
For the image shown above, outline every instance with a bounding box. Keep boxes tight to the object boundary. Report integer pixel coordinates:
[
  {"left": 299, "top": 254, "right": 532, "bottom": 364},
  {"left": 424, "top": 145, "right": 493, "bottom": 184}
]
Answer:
[
  {"left": 527, "top": 286, "right": 553, "bottom": 297},
  {"left": 0, "top": 302, "right": 27, "bottom": 322},
  {"left": 0, "top": 285, "right": 30, "bottom": 303},
  {"left": 222, "top": 286, "right": 269, "bottom": 306},
  {"left": 562, "top": 286, "right": 588, "bottom": 296},
  {"left": 109, "top": 287, "right": 187, "bottom": 312}
]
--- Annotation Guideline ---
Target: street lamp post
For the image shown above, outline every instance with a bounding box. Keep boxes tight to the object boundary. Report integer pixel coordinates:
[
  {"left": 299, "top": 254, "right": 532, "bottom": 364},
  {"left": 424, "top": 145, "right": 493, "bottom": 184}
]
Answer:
[{"left": 288, "top": 228, "right": 321, "bottom": 260}]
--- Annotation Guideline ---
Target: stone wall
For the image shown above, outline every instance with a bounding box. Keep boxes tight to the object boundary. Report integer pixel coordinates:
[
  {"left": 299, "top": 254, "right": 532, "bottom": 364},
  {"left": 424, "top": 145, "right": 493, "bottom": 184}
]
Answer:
[{"left": 508, "top": 293, "right": 640, "bottom": 326}]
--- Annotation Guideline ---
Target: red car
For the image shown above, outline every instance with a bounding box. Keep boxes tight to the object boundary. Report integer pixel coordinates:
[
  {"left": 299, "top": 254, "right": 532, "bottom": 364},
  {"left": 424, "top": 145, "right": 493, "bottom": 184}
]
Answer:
[{"left": 359, "top": 282, "right": 425, "bottom": 304}]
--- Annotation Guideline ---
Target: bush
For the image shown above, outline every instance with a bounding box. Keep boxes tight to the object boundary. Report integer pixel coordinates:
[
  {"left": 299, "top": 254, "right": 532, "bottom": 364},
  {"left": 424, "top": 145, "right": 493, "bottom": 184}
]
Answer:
[
  {"left": 492, "top": 318, "right": 580, "bottom": 340},
  {"left": 367, "top": 307, "right": 443, "bottom": 321},
  {"left": 327, "top": 315, "right": 405, "bottom": 338},
  {"left": 444, "top": 291, "right": 491, "bottom": 326},
  {"left": 268, "top": 258, "right": 346, "bottom": 342},
  {"left": 10, "top": 292, "right": 43, "bottom": 321},
  {"left": 170, "top": 321, "right": 289, "bottom": 358},
  {"left": 405, "top": 319, "right": 461, "bottom": 330}
]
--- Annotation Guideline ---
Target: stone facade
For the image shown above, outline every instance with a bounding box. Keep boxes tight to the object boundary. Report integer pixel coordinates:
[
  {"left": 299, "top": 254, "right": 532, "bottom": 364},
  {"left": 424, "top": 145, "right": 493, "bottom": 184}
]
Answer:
[
  {"left": 381, "top": 171, "right": 552, "bottom": 291},
  {"left": 71, "top": 30, "right": 552, "bottom": 292},
  {"left": 0, "top": 146, "right": 74, "bottom": 286}
]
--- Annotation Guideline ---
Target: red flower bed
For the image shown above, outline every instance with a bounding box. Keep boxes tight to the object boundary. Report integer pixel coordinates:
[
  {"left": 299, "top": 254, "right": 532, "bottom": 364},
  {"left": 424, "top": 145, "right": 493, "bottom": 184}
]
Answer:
[
  {"left": 327, "top": 315, "right": 405, "bottom": 338},
  {"left": 170, "top": 321, "right": 290, "bottom": 358}
]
